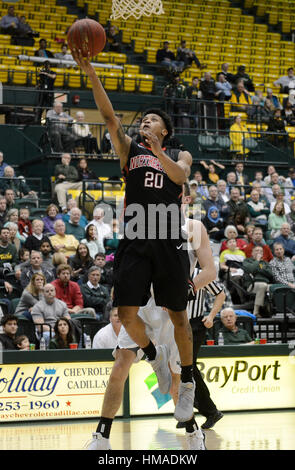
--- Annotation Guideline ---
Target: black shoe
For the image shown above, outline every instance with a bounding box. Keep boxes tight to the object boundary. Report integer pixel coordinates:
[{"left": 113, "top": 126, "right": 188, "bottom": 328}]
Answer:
[
  {"left": 176, "top": 421, "right": 186, "bottom": 429},
  {"left": 201, "top": 411, "right": 224, "bottom": 429}
]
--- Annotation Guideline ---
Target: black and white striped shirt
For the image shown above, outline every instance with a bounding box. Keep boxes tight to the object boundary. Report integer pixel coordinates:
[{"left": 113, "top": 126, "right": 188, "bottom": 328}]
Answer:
[{"left": 187, "top": 266, "right": 224, "bottom": 320}]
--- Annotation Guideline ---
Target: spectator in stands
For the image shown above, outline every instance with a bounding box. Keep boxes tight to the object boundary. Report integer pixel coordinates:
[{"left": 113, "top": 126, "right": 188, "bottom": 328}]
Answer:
[
  {"left": 230, "top": 81, "right": 252, "bottom": 112},
  {"left": 244, "top": 226, "right": 273, "bottom": 262},
  {"left": 46, "top": 102, "right": 75, "bottom": 153},
  {"left": 81, "top": 224, "right": 105, "bottom": 258},
  {"left": 264, "top": 181, "right": 290, "bottom": 207},
  {"left": 248, "top": 93, "right": 273, "bottom": 124},
  {"left": 267, "top": 108, "right": 288, "bottom": 147},
  {"left": 92, "top": 253, "right": 113, "bottom": 292},
  {"left": 0, "top": 166, "right": 37, "bottom": 199},
  {"left": 0, "top": 6, "right": 19, "bottom": 35},
  {"left": 176, "top": 40, "right": 205, "bottom": 70},
  {"left": 220, "top": 225, "right": 248, "bottom": 253},
  {"left": 76, "top": 157, "right": 101, "bottom": 189},
  {"left": 18, "top": 207, "right": 32, "bottom": 241},
  {"left": 251, "top": 171, "right": 267, "bottom": 193},
  {"left": 235, "top": 162, "right": 249, "bottom": 195},
  {"left": 0, "top": 314, "right": 18, "bottom": 350},
  {"left": 216, "top": 179, "right": 230, "bottom": 204},
  {"left": 225, "top": 186, "right": 249, "bottom": 226},
  {"left": 53, "top": 153, "right": 82, "bottom": 212},
  {"left": 203, "top": 185, "right": 224, "bottom": 214},
  {"left": 284, "top": 167, "right": 295, "bottom": 196},
  {"left": 24, "top": 219, "right": 46, "bottom": 252},
  {"left": 31, "top": 283, "right": 70, "bottom": 347},
  {"left": 243, "top": 245, "right": 273, "bottom": 317},
  {"left": 15, "top": 272, "right": 46, "bottom": 320},
  {"left": 81, "top": 266, "right": 110, "bottom": 321},
  {"left": 156, "top": 41, "right": 183, "bottom": 73},
  {"left": 20, "top": 250, "right": 54, "bottom": 289},
  {"left": 39, "top": 237, "right": 54, "bottom": 267},
  {"left": 282, "top": 97, "right": 295, "bottom": 126},
  {"left": 217, "top": 63, "right": 235, "bottom": 84},
  {"left": 163, "top": 75, "right": 189, "bottom": 130},
  {"left": 268, "top": 201, "right": 288, "bottom": 239},
  {"left": 244, "top": 224, "right": 255, "bottom": 245},
  {"left": 274, "top": 68, "right": 295, "bottom": 94},
  {"left": 273, "top": 223, "right": 295, "bottom": 258},
  {"left": 229, "top": 114, "right": 250, "bottom": 155},
  {"left": 0, "top": 226, "right": 18, "bottom": 268},
  {"left": 104, "top": 218, "right": 122, "bottom": 256},
  {"left": 219, "top": 238, "right": 246, "bottom": 304},
  {"left": 50, "top": 219, "right": 79, "bottom": 258},
  {"left": 215, "top": 73, "right": 232, "bottom": 101},
  {"left": 246, "top": 189, "right": 270, "bottom": 227},
  {"left": 15, "top": 335, "right": 30, "bottom": 350},
  {"left": 269, "top": 242, "right": 295, "bottom": 288},
  {"left": 104, "top": 24, "right": 122, "bottom": 53},
  {"left": 34, "top": 38, "right": 54, "bottom": 60},
  {"left": 49, "top": 316, "right": 77, "bottom": 349},
  {"left": 4, "top": 189, "right": 17, "bottom": 211},
  {"left": 62, "top": 199, "right": 88, "bottom": 227},
  {"left": 219, "top": 308, "right": 254, "bottom": 344},
  {"left": 65, "top": 207, "right": 85, "bottom": 242},
  {"left": 52, "top": 264, "right": 95, "bottom": 317},
  {"left": 72, "top": 112, "right": 101, "bottom": 156},
  {"left": 0, "top": 151, "right": 8, "bottom": 178},
  {"left": 69, "top": 242, "right": 94, "bottom": 282},
  {"left": 43, "top": 203, "right": 63, "bottom": 236},
  {"left": 14, "top": 15, "right": 36, "bottom": 47},
  {"left": 5, "top": 221, "right": 21, "bottom": 253},
  {"left": 199, "top": 160, "right": 225, "bottom": 185},
  {"left": 225, "top": 172, "right": 237, "bottom": 194},
  {"left": 202, "top": 206, "right": 224, "bottom": 241},
  {"left": 0, "top": 196, "right": 8, "bottom": 227},
  {"left": 54, "top": 43, "right": 73, "bottom": 64},
  {"left": 269, "top": 191, "right": 291, "bottom": 215},
  {"left": 287, "top": 200, "right": 295, "bottom": 233},
  {"left": 92, "top": 303, "right": 121, "bottom": 349},
  {"left": 234, "top": 65, "right": 254, "bottom": 92},
  {"left": 86, "top": 207, "right": 111, "bottom": 250},
  {"left": 266, "top": 88, "right": 282, "bottom": 109}
]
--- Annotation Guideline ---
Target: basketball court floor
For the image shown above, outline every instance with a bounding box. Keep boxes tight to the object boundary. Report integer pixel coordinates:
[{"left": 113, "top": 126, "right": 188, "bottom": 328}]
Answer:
[{"left": 0, "top": 410, "right": 294, "bottom": 450}]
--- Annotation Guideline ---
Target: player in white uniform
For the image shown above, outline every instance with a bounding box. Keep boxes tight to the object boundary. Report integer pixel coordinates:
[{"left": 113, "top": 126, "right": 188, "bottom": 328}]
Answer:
[{"left": 85, "top": 206, "right": 217, "bottom": 451}]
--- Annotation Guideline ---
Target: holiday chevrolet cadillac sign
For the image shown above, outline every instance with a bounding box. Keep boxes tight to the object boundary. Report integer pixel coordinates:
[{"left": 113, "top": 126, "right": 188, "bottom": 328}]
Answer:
[{"left": 0, "top": 362, "right": 123, "bottom": 422}]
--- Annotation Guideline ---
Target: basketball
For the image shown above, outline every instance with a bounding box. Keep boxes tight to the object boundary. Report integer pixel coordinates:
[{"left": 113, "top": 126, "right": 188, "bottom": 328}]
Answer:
[{"left": 67, "top": 19, "right": 106, "bottom": 57}]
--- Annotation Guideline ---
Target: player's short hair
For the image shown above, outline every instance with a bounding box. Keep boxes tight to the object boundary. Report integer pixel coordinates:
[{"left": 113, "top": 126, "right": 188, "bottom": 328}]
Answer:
[{"left": 142, "top": 108, "right": 173, "bottom": 140}]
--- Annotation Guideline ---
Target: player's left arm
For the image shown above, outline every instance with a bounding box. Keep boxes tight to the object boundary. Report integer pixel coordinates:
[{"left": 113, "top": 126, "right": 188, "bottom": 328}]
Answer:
[{"left": 190, "top": 221, "right": 217, "bottom": 290}]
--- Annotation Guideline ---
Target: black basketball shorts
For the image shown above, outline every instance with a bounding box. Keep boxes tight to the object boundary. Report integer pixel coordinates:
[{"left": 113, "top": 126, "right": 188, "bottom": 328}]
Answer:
[{"left": 113, "top": 238, "right": 190, "bottom": 311}]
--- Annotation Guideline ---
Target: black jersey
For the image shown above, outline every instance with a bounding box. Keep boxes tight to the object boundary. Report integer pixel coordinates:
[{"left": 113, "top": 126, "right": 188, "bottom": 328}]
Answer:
[{"left": 122, "top": 140, "right": 183, "bottom": 239}]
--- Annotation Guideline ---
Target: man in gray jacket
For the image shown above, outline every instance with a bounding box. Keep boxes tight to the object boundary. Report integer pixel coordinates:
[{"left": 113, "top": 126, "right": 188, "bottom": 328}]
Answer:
[{"left": 31, "top": 283, "right": 70, "bottom": 346}]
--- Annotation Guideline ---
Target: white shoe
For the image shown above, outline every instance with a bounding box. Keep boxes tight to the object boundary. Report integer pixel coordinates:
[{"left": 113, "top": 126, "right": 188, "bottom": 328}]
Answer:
[
  {"left": 147, "top": 344, "right": 172, "bottom": 395},
  {"left": 84, "top": 432, "right": 111, "bottom": 450},
  {"left": 186, "top": 429, "right": 206, "bottom": 450},
  {"left": 174, "top": 380, "right": 195, "bottom": 422}
]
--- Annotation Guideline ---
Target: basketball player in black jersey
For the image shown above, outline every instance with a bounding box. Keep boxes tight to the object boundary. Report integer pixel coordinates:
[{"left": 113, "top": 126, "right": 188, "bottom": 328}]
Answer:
[{"left": 73, "top": 50, "right": 196, "bottom": 430}]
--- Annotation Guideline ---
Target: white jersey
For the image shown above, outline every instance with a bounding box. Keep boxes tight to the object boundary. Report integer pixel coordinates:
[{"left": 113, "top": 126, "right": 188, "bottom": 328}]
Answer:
[{"left": 114, "top": 219, "right": 203, "bottom": 373}]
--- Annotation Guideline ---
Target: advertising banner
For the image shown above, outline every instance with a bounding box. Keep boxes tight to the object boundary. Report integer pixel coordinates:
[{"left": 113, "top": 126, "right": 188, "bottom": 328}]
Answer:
[
  {"left": 129, "top": 355, "right": 295, "bottom": 415},
  {"left": 0, "top": 361, "right": 122, "bottom": 422}
]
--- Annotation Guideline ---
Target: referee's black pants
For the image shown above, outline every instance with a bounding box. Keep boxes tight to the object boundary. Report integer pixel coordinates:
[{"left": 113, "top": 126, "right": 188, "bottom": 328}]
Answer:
[{"left": 190, "top": 317, "right": 218, "bottom": 418}]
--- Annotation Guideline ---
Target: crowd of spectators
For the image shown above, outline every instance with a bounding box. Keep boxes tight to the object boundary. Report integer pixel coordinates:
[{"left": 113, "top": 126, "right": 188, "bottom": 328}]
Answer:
[
  {"left": 189, "top": 161, "right": 295, "bottom": 321},
  {"left": 0, "top": 149, "right": 123, "bottom": 351}
]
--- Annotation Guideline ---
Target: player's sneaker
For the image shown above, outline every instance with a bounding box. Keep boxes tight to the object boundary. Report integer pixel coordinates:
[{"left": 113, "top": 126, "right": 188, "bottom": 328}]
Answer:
[
  {"left": 147, "top": 344, "right": 172, "bottom": 395},
  {"left": 186, "top": 429, "right": 206, "bottom": 450},
  {"left": 174, "top": 379, "right": 195, "bottom": 422},
  {"left": 84, "top": 432, "right": 111, "bottom": 450},
  {"left": 201, "top": 410, "right": 224, "bottom": 429}
]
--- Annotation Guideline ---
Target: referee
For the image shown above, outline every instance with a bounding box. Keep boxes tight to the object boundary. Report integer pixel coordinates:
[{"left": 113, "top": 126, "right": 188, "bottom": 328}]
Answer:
[{"left": 179, "top": 264, "right": 226, "bottom": 430}]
